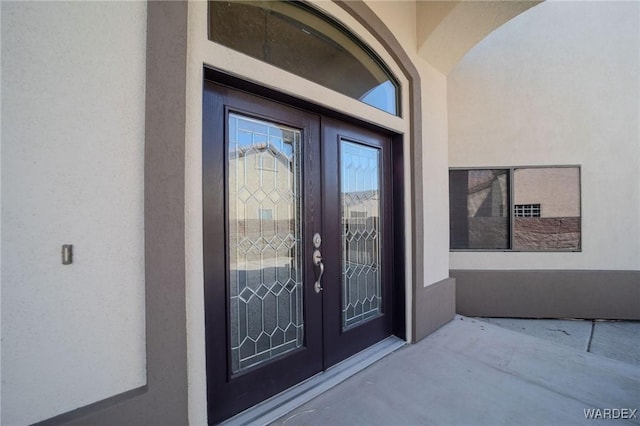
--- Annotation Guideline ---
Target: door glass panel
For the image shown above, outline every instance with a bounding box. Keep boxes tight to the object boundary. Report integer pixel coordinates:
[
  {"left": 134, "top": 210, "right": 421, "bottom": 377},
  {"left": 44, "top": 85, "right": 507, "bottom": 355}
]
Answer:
[
  {"left": 228, "top": 113, "right": 304, "bottom": 373},
  {"left": 340, "top": 140, "right": 382, "bottom": 329}
]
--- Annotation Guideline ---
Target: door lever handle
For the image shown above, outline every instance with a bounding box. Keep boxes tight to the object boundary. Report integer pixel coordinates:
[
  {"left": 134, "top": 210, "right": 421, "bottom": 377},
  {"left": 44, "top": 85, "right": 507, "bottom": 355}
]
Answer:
[{"left": 313, "top": 249, "right": 324, "bottom": 293}]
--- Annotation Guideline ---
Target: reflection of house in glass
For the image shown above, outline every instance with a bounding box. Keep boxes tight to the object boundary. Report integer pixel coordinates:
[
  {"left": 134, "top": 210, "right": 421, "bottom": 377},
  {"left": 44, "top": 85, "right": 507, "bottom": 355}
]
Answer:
[
  {"left": 450, "top": 167, "right": 581, "bottom": 250},
  {"left": 341, "top": 141, "right": 383, "bottom": 328},
  {"left": 342, "top": 190, "right": 380, "bottom": 294},
  {"left": 227, "top": 114, "right": 304, "bottom": 372},
  {"left": 228, "top": 115, "right": 300, "bottom": 272},
  {"left": 450, "top": 169, "right": 509, "bottom": 249},
  {"left": 465, "top": 170, "right": 509, "bottom": 249},
  {"left": 513, "top": 167, "right": 581, "bottom": 250}
]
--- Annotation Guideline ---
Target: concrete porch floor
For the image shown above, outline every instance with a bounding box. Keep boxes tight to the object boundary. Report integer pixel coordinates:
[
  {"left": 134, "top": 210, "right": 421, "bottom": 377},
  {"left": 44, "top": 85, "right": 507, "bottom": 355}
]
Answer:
[{"left": 270, "top": 316, "right": 640, "bottom": 426}]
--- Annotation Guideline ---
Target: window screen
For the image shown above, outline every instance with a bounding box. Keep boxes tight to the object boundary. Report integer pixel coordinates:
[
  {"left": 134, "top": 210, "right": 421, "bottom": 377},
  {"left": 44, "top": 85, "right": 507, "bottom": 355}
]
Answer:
[{"left": 449, "top": 169, "right": 509, "bottom": 250}]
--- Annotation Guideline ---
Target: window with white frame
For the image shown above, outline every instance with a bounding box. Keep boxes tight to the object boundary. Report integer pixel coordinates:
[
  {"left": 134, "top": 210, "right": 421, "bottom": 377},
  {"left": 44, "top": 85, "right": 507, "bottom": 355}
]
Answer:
[{"left": 514, "top": 204, "right": 541, "bottom": 217}]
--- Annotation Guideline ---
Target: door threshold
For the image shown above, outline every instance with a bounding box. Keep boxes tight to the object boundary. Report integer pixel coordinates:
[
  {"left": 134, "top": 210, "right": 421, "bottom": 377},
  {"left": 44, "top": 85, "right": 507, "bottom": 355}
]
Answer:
[{"left": 220, "top": 336, "right": 406, "bottom": 426}]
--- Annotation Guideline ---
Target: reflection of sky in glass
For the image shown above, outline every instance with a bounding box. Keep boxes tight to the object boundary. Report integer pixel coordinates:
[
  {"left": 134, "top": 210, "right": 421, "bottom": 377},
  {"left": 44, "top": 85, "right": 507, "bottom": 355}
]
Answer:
[
  {"left": 211, "top": 1, "right": 399, "bottom": 117},
  {"left": 360, "top": 80, "right": 396, "bottom": 115},
  {"left": 229, "top": 114, "right": 295, "bottom": 159},
  {"left": 341, "top": 141, "right": 380, "bottom": 193}
]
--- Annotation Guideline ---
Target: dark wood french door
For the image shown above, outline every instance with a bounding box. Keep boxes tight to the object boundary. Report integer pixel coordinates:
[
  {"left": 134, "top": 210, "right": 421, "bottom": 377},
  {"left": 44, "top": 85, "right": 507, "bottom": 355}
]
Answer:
[{"left": 203, "top": 82, "right": 394, "bottom": 424}]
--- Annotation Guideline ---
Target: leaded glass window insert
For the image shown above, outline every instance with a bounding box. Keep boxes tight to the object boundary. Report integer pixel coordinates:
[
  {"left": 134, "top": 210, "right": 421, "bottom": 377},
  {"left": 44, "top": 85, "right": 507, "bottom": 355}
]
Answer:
[
  {"left": 228, "top": 113, "right": 304, "bottom": 373},
  {"left": 209, "top": 1, "right": 400, "bottom": 115},
  {"left": 340, "top": 140, "right": 382, "bottom": 329}
]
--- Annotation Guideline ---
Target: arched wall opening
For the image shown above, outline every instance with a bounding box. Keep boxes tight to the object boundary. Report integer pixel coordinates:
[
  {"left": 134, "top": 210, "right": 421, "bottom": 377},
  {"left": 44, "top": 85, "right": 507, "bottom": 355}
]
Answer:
[{"left": 447, "top": 0, "right": 640, "bottom": 320}]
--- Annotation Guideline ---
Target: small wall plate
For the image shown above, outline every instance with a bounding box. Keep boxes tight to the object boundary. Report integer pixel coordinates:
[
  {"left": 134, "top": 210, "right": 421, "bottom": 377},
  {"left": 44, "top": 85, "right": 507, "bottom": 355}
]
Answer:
[{"left": 62, "top": 244, "right": 73, "bottom": 265}]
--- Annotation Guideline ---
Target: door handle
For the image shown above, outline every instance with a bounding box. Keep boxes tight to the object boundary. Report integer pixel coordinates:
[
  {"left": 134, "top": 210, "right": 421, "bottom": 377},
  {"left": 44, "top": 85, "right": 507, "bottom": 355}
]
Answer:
[{"left": 313, "top": 249, "right": 324, "bottom": 293}]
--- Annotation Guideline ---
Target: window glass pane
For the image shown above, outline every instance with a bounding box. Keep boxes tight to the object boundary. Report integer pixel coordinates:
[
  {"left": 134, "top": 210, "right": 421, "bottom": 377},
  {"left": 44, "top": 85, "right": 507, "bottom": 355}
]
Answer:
[
  {"left": 513, "top": 167, "right": 581, "bottom": 251},
  {"left": 449, "top": 170, "right": 509, "bottom": 249},
  {"left": 341, "top": 140, "right": 382, "bottom": 329},
  {"left": 228, "top": 113, "right": 304, "bottom": 373},
  {"left": 209, "top": 1, "right": 399, "bottom": 115}
]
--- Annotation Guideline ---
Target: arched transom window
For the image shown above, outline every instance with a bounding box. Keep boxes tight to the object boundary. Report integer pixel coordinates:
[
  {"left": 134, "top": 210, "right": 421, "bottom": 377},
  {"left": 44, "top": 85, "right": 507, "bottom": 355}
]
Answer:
[{"left": 209, "top": 1, "right": 400, "bottom": 115}]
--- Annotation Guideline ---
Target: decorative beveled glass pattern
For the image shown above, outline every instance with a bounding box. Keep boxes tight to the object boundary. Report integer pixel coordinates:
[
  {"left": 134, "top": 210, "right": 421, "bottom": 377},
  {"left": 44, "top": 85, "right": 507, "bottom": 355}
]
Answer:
[
  {"left": 340, "top": 141, "right": 382, "bottom": 329},
  {"left": 228, "top": 113, "right": 304, "bottom": 373}
]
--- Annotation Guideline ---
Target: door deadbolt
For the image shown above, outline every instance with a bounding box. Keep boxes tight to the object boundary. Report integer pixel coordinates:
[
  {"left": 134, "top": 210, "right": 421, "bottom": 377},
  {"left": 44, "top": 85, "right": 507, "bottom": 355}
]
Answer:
[{"left": 313, "top": 232, "right": 322, "bottom": 248}]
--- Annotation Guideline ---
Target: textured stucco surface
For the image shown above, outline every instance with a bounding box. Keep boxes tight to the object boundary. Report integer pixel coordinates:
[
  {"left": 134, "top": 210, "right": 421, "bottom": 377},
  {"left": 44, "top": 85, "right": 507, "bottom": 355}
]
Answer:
[
  {"left": 1, "top": 2, "right": 147, "bottom": 424},
  {"left": 449, "top": 1, "right": 640, "bottom": 270},
  {"left": 417, "top": 1, "right": 541, "bottom": 74},
  {"left": 366, "top": 0, "right": 450, "bottom": 286}
]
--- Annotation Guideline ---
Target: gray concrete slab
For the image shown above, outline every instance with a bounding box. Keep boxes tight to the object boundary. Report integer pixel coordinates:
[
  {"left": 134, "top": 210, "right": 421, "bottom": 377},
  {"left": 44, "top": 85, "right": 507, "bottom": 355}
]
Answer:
[
  {"left": 477, "top": 317, "right": 592, "bottom": 351},
  {"left": 270, "top": 316, "right": 640, "bottom": 426},
  {"left": 477, "top": 318, "right": 640, "bottom": 367},
  {"left": 590, "top": 321, "right": 640, "bottom": 366}
]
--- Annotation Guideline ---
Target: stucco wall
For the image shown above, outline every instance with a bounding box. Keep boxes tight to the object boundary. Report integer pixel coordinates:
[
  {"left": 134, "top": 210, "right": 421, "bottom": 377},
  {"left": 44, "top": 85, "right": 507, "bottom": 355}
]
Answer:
[
  {"left": 449, "top": 1, "right": 640, "bottom": 270},
  {"left": 418, "top": 61, "right": 449, "bottom": 284},
  {"left": 366, "top": 1, "right": 450, "bottom": 286},
  {"left": 1, "top": 2, "right": 147, "bottom": 424}
]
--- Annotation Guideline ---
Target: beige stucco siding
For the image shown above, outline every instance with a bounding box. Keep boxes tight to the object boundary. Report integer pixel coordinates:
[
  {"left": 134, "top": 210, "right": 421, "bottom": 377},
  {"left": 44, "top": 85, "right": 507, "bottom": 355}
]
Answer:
[
  {"left": 449, "top": 1, "right": 639, "bottom": 269},
  {"left": 1, "top": 2, "right": 147, "bottom": 424}
]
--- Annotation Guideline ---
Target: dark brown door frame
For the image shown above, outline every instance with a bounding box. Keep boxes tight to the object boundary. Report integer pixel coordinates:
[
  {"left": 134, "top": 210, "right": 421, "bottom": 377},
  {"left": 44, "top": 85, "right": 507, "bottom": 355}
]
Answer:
[
  {"left": 202, "top": 68, "right": 406, "bottom": 424},
  {"left": 203, "top": 82, "right": 324, "bottom": 423},
  {"left": 204, "top": 67, "right": 406, "bottom": 341},
  {"left": 321, "top": 117, "right": 395, "bottom": 368}
]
